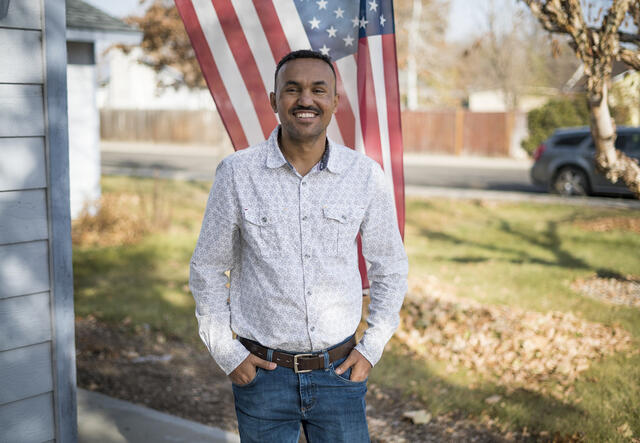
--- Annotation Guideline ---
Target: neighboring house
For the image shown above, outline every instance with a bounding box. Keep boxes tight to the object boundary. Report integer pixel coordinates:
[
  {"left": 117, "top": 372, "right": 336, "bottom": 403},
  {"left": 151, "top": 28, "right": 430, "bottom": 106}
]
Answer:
[
  {"left": 564, "top": 61, "right": 640, "bottom": 126},
  {"left": 65, "top": 0, "right": 142, "bottom": 217},
  {"left": 0, "top": 0, "right": 76, "bottom": 441},
  {"left": 467, "top": 87, "right": 557, "bottom": 113},
  {"left": 98, "top": 46, "right": 216, "bottom": 110}
]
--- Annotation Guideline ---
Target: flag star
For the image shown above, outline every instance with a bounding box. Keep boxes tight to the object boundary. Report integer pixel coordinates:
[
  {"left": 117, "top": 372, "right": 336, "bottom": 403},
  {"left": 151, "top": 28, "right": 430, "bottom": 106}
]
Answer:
[
  {"left": 326, "top": 26, "right": 337, "bottom": 38},
  {"left": 316, "top": 0, "right": 327, "bottom": 10},
  {"left": 380, "top": 14, "right": 386, "bottom": 27},
  {"left": 334, "top": 7, "right": 344, "bottom": 19},
  {"left": 343, "top": 35, "right": 354, "bottom": 47},
  {"left": 351, "top": 16, "right": 359, "bottom": 27},
  {"left": 319, "top": 44, "right": 330, "bottom": 56},
  {"left": 359, "top": 16, "right": 368, "bottom": 28},
  {"left": 309, "top": 17, "right": 320, "bottom": 29},
  {"left": 369, "top": 0, "right": 378, "bottom": 11}
]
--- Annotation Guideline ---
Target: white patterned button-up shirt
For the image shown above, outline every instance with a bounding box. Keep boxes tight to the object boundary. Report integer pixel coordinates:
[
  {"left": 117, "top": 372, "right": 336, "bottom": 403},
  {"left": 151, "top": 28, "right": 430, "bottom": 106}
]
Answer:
[{"left": 190, "top": 127, "right": 408, "bottom": 375}]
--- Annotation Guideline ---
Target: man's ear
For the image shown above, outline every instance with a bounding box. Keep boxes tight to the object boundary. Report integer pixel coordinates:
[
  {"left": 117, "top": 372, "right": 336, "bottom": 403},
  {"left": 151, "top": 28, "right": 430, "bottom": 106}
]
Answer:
[
  {"left": 270, "top": 91, "right": 277, "bottom": 113},
  {"left": 332, "top": 93, "right": 339, "bottom": 114}
]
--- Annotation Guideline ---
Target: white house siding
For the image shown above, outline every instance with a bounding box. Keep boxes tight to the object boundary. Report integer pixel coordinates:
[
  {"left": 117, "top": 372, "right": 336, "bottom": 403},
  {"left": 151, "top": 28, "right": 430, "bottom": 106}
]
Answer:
[
  {"left": 98, "top": 47, "right": 216, "bottom": 110},
  {"left": 68, "top": 63, "right": 101, "bottom": 217},
  {"left": 0, "top": 0, "right": 76, "bottom": 442}
]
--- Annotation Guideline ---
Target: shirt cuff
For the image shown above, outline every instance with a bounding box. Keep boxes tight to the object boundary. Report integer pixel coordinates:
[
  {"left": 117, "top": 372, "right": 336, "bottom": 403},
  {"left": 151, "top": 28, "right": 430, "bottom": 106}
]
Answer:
[{"left": 196, "top": 312, "right": 251, "bottom": 375}]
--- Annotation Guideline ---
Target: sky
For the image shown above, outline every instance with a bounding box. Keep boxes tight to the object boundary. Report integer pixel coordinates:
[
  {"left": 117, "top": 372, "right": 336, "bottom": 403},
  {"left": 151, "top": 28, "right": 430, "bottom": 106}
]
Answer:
[{"left": 84, "top": 0, "right": 492, "bottom": 43}]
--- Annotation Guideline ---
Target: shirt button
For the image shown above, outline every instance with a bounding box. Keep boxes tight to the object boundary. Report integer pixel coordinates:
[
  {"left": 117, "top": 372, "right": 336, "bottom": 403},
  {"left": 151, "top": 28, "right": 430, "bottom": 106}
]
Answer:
[
  {"left": 306, "top": 290, "right": 312, "bottom": 296},
  {"left": 304, "top": 254, "right": 311, "bottom": 259},
  {"left": 261, "top": 217, "right": 268, "bottom": 223},
  {"left": 310, "top": 326, "right": 315, "bottom": 332},
  {"left": 301, "top": 182, "right": 307, "bottom": 186},
  {"left": 302, "top": 215, "right": 308, "bottom": 221}
]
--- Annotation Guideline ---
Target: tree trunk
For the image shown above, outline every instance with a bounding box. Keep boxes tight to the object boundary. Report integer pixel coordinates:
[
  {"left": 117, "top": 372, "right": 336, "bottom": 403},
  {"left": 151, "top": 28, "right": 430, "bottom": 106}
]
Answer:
[
  {"left": 406, "top": 0, "right": 422, "bottom": 110},
  {"left": 589, "top": 82, "right": 640, "bottom": 197}
]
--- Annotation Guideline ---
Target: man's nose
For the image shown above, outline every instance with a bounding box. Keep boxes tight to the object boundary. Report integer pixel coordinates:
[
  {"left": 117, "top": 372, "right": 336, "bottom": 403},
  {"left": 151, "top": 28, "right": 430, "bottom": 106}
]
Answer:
[{"left": 297, "top": 89, "right": 314, "bottom": 106}]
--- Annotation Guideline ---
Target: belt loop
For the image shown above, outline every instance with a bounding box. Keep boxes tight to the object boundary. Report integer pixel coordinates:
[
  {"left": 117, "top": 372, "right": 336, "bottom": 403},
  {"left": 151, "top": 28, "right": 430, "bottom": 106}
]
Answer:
[
  {"left": 323, "top": 350, "right": 330, "bottom": 369},
  {"left": 266, "top": 349, "right": 274, "bottom": 362}
]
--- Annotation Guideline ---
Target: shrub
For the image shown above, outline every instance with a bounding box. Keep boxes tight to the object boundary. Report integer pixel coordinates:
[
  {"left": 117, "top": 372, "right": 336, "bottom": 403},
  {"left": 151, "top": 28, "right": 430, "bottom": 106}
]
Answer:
[{"left": 522, "top": 95, "right": 590, "bottom": 155}]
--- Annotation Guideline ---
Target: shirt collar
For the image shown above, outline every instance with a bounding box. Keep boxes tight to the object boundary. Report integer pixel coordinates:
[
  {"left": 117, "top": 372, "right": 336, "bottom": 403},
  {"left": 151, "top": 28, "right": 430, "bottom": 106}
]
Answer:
[{"left": 265, "top": 125, "right": 345, "bottom": 174}]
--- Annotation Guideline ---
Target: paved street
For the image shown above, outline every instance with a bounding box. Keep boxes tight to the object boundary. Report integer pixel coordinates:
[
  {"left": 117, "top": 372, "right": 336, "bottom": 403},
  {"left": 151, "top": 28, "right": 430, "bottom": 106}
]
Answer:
[
  {"left": 100, "top": 141, "right": 640, "bottom": 209},
  {"left": 101, "top": 141, "right": 539, "bottom": 191}
]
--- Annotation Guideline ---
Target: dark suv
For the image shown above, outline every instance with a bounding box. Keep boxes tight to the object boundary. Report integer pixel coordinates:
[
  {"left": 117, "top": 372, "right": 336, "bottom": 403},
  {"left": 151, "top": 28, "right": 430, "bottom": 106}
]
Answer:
[{"left": 530, "top": 126, "right": 640, "bottom": 196}]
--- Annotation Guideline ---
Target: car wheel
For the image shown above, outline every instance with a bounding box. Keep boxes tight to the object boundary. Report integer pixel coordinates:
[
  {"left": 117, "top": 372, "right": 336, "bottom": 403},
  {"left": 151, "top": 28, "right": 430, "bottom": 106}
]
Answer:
[{"left": 552, "top": 167, "right": 590, "bottom": 196}]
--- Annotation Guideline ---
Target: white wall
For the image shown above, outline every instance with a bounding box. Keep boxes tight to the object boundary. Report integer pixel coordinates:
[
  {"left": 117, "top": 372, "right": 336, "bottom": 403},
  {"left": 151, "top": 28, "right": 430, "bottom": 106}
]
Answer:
[
  {"left": 67, "top": 64, "right": 100, "bottom": 218},
  {"left": 98, "top": 47, "right": 215, "bottom": 110}
]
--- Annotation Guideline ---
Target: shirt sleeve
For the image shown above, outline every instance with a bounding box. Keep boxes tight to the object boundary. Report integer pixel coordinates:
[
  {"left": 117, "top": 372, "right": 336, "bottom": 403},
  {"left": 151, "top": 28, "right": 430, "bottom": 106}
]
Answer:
[
  {"left": 354, "top": 162, "right": 409, "bottom": 367},
  {"left": 189, "top": 158, "right": 250, "bottom": 375}
]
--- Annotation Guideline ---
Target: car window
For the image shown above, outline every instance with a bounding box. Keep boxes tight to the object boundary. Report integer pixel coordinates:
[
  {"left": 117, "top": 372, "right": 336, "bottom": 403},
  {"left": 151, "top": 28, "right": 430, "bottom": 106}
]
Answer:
[
  {"left": 554, "top": 134, "right": 587, "bottom": 147},
  {"left": 623, "top": 133, "right": 640, "bottom": 155},
  {"left": 615, "top": 135, "right": 629, "bottom": 151}
]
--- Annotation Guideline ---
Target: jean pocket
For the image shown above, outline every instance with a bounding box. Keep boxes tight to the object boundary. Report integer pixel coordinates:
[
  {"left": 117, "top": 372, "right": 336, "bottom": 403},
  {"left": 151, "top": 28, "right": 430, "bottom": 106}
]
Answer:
[
  {"left": 329, "top": 364, "right": 367, "bottom": 385},
  {"left": 232, "top": 367, "right": 263, "bottom": 388}
]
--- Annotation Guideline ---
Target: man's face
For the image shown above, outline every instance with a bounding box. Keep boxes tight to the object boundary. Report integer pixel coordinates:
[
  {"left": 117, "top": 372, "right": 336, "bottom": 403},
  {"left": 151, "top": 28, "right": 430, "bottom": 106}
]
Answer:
[{"left": 270, "top": 58, "right": 339, "bottom": 143}]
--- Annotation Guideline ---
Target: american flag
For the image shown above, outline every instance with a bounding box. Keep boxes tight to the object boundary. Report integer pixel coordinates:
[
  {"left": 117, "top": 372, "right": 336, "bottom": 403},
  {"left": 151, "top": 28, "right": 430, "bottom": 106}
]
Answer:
[{"left": 176, "top": 0, "right": 405, "bottom": 287}]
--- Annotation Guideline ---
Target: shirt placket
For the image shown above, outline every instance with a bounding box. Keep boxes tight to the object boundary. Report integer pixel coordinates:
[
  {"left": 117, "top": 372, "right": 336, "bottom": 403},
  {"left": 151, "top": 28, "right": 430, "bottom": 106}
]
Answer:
[{"left": 298, "top": 172, "right": 317, "bottom": 349}]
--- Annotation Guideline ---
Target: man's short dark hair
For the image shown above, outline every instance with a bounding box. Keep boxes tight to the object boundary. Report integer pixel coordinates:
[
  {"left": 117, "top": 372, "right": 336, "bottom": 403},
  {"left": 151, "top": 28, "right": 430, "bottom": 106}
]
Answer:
[{"left": 273, "top": 50, "right": 336, "bottom": 93}]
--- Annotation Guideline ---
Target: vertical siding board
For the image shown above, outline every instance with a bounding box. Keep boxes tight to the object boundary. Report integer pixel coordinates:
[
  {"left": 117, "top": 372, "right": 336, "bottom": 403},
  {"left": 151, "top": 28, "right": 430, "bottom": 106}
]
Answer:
[
  {"left": 43, "top": 0, "right": 78, "bottom": 441},
  {"left": 0, "top": 393, "right": 55, "bottom": 443},
  {"left": 0, "top": 137, "right": 47, "bottom": 191},
  {"left": 0, "top": 0, "right": 41, "bottom": 30},
  {"left": 0, "top": 29, "right": 43, "bottom": 83},
  {"left": 0, "top": 84, "right": 45, "bottom": 137},
  {"left": 0, "top": 342, "right": 53, "bottom": 404},
  {"left": 0, "top": 241, "right": 50, "bottom": 299},
  {"left": 0, "top": 292, "right": 52, "bottom": 351},
  {"left": 0, "top": 189, "right": 48, "bottom": 244}
]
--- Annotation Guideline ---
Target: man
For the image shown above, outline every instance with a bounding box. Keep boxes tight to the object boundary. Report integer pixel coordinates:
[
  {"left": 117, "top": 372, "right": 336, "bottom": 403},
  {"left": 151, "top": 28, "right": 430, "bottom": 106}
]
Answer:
[{"left": 190, "top": 50, "right": 408, "bottom": 442}]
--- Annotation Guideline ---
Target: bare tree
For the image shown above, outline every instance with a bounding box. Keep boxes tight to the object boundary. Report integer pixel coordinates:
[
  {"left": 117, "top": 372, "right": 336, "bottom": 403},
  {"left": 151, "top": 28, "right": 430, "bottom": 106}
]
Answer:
[
  {"left": 522, "top": 0, "right": 640, "bottom": 196},
  {"left": 395, "top": 0, "right": 451, "bottom": 109}
]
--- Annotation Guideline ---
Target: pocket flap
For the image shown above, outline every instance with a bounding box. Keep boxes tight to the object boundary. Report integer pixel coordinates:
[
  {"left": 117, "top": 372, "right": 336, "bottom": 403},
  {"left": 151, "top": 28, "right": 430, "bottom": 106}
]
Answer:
[
  {"left": 322, "top": 206, "right": 353, "bottom": 223},
  {"left": 243, "top": 208, "right": 275, "bottom": 226}
]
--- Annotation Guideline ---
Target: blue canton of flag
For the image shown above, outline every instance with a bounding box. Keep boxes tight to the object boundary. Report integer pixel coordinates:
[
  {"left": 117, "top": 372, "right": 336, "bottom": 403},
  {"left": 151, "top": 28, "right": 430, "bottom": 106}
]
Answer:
[{"left": 295, "top": 0, "right": 395, "bottom": 61}]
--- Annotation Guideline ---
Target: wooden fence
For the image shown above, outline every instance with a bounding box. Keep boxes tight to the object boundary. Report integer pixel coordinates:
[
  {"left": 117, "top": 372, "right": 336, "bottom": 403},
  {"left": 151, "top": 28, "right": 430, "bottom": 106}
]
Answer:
[{"left": 100, "top": 108, "right": 524, "bottom": 157}]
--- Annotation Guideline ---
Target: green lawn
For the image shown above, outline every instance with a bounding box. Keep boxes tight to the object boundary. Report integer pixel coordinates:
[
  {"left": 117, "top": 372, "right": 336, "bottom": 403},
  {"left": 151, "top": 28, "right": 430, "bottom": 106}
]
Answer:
[{"left": 73, "top": 176, "right": 640, "bottom": 441}]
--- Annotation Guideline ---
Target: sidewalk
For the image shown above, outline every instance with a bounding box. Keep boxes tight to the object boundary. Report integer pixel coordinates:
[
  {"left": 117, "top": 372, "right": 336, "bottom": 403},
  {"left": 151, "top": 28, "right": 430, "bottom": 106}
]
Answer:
[{"left": 77, "top": 388, "right": 239, "bottom": 443}]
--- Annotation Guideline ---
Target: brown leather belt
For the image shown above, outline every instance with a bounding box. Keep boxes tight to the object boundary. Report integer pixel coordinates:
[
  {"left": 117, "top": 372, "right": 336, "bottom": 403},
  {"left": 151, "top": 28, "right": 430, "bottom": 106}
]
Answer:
[{"left": 239, "top": 336, "right": 356, "bottom": 373}]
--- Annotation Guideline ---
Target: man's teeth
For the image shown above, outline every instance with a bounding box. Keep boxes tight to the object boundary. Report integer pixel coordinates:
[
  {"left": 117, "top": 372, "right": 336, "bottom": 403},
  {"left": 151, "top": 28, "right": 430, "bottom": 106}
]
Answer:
[{"left": 296, "top": 112, "right": 315, "bottom": 118}]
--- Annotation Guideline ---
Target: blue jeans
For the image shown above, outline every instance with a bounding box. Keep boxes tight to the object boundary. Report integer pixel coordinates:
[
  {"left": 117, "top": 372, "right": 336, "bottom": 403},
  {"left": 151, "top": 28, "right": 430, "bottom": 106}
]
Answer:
[{"left": 231, "top": 335, "right": 370, "bottom": 442}]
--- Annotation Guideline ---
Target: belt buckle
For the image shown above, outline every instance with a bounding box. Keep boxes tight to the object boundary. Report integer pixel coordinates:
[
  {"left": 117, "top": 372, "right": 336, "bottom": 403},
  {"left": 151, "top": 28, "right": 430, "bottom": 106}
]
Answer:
[{"left": 293, "top": 353, "right": 313, "bottom": 373}]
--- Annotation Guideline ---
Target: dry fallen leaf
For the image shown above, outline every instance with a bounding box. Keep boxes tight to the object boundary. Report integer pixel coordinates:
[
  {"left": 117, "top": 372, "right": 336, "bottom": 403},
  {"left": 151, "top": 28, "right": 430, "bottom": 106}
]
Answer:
[
  {"left": 484, "top": 395, "right": 502, "bottom": 405},
  {"left": 397, "top": 276, "right": 633, "bottom": 399},
  {"left": 402, "top": 410, "right": 432, "bottom": 425}
]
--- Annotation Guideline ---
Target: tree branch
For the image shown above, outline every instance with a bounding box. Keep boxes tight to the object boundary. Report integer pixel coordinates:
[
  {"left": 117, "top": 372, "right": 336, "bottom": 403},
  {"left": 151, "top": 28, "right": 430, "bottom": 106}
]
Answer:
[
  {"left": 618, "top": 30, "right": 640, "bottom": 44},
  {"left": 619, "top": 47, "right": 640, "bottom": 69},
  {"left": 601, "top": 0, "right": 633, "bottom": 44}
]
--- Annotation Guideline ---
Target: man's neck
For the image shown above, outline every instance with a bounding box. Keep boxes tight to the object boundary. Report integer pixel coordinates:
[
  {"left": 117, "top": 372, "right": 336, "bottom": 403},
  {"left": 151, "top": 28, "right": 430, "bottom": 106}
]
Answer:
[{"left": 278, "top": 129, "right": 327, "bottom": 177}]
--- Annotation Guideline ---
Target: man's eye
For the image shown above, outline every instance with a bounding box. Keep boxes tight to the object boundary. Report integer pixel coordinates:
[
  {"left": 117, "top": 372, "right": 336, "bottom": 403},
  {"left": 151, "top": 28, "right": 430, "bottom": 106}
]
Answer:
[{"left": 314, "top": 89, "right": 326, "bottom": 94}]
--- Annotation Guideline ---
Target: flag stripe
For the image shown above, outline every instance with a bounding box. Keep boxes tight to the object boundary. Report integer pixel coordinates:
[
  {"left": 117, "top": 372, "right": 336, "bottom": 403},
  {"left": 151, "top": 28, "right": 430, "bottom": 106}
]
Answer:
[
  {"left": 335, "top": 56, "right": 364, "bottom": 154},
  {"left": 229, "top": 0, "right": 277, "bottom": 93},
  {"left": 191, "top": 0, "right": 263, "bottom": 145},
  {"left": 357, "top": 38, "right": 383, "bottom": 168},
  {"left": 333, "top": 66, "right": 356, "bottom": 150},
  {"left": 252, "top": 0, "right": 291, "bottom": 62},
  {"left": 368, "top": 35, "right": 394, "bottom": 209},
  {"left": 175, "top": 0, "right": 248, "bottom": 148},
  {"left": 212, "top": 0, "right": 278, "bottom": 140},
  {"left": 382, "top": 33, "right": 405, "bottom": 237},
  {"left": 272, "top": 0, "right": 312, "bottom": 51}
]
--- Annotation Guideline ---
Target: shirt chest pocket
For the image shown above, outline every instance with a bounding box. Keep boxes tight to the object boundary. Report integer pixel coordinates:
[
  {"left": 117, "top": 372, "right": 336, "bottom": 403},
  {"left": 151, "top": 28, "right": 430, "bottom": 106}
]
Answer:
[
  {"left": 321, "top": 206, "right": 359, "bottom": 257},
  {"left": 242, "top": 209, "right": 282, "bottom": 258}
]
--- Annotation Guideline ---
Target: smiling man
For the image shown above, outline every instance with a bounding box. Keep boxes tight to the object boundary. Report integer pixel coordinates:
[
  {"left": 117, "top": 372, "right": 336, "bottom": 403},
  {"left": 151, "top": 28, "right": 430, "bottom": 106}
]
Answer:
[{"left": 190, "top": 50, "right": 408, "bottom": 442}]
